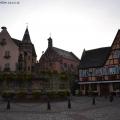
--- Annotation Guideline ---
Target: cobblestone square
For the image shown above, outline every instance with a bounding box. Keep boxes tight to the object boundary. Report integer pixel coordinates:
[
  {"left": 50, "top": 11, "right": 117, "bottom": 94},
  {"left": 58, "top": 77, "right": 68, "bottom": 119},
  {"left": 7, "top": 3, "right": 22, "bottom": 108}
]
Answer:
[{"left": 0, "top": 96, "right": 120, "bottom": 120}]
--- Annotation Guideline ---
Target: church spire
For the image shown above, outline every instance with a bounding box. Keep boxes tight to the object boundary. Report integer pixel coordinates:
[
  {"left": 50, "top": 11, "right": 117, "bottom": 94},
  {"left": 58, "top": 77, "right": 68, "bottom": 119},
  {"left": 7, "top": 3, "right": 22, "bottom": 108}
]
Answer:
[{"left": 22, "top": 27, "right": 31, "bottom": 43}]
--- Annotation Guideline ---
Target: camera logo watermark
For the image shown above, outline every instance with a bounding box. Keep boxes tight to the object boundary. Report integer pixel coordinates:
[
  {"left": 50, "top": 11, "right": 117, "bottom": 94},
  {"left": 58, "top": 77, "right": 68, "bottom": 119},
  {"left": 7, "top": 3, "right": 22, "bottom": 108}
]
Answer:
[{"left": 0, "top": 1, "right": 20, "bottom": 5}]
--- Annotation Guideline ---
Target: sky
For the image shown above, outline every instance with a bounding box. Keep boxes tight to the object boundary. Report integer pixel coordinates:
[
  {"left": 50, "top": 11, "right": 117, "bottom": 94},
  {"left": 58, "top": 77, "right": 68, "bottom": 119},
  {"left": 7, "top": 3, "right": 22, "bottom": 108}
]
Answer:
[{"left": 0, "top": 0, "right": 120, "bottom": 60}]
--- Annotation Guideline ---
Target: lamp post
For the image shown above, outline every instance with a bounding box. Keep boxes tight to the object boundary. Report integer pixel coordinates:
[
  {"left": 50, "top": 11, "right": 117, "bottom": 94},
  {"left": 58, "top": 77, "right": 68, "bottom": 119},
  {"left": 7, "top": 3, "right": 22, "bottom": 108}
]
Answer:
[
  {"left": 47, "top": 97, "right": 51, "bottom": 110},
  {"left": 89, "top": 71, "right": 92, "bottom": 96},
  {"left": 68, "top": 96, "right": 71, "bottom": 109},
  {"left": 6, "top": 99, "right": 10, "bottom": 110}
]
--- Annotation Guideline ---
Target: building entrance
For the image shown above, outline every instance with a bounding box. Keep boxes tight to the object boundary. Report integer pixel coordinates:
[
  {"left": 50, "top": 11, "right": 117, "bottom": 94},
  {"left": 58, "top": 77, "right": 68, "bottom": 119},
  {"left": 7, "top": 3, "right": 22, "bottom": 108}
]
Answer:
[{"left": 100, "top": 83, "right": 109, "bottom": 96}]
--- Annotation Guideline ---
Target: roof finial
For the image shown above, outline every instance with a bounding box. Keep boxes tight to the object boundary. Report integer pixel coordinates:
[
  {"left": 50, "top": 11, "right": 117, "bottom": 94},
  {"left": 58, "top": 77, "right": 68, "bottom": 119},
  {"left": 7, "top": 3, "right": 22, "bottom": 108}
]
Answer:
[
  {"left": 49, "top": 32, "right": 51, "bottom": 38},
  {"left": 26, "top": 23, "right": 28, "bottom": 29}
]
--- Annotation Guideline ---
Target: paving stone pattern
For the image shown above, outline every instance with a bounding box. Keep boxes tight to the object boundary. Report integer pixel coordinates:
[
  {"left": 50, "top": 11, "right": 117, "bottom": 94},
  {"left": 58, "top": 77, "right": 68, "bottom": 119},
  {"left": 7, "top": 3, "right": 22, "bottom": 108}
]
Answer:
[{"left": 0, "top": 96, "right": 120, "bottom": 120}]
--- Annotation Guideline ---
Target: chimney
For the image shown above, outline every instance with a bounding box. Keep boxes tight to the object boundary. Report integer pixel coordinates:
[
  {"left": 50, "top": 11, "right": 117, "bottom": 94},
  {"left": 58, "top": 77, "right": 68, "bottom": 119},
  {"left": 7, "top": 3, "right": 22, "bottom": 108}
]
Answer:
[{"left": 1, "top": 26, "right": 7, "bottom": 30}]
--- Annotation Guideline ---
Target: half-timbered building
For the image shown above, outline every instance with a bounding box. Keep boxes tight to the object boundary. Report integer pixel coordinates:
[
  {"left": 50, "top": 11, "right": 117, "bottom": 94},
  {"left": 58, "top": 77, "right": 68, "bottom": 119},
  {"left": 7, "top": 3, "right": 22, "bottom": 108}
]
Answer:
[{"left": 79, "top": 30, "right": 120, "bottom": 96}]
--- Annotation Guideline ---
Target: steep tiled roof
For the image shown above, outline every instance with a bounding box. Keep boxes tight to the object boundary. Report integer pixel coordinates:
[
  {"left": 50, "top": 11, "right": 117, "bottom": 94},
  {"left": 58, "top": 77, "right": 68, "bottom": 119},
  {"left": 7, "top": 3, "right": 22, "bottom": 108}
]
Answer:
[
  {"left": 12, "top": 38, "right": 37, "bottom": 57},
  {"left": 53, "top": 47, "right": 79, "bottom": 61},
  {"left": 22, "top": 28, "right": 31, "bottom": 43},
  {"left": 12, "top": 38, "right": 21, "bottom": 46},
  {"left": 32, "top": 44, "right": 37, "bottom": 57},
  {"left": 80, "top": 47, "right": 111, "bottom": 69}
]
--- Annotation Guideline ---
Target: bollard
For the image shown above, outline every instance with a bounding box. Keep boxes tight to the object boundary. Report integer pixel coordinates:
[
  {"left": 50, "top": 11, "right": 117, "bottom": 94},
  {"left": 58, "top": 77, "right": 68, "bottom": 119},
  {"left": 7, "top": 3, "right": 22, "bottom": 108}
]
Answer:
[
  {"left": 47, "top": 100, "right": 51, "bottom": 110},
  {"left": 68, "top": 98, "right": 71, "bottom": 109},
  {"left": 7, "top": 100, "right": 10, "bottom": 110},
  {"left": 92, "top": 96, "right": 95, "bottom": 105},
  {"left": 109, "top": 94, "right": 113, "bottom": 102}
]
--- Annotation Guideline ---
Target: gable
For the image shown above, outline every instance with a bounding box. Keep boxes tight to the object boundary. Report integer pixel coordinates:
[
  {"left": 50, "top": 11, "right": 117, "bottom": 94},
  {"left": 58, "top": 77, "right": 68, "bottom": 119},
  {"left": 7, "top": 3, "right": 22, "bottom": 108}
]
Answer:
[
  {"left": 111, "top": 30, "right": 120, "bottom": 50},
  {"left": 39, "top": 48, "right": 60, "bottom": 63},
  {"left": 0, "top": 29, "right": 18, "bottom": 49},
  {"left": 105, "top": 30, "right": 120, "bottom": 66},
  {"left": 0, "top": 28, "right": 19, "bottom": 71}
]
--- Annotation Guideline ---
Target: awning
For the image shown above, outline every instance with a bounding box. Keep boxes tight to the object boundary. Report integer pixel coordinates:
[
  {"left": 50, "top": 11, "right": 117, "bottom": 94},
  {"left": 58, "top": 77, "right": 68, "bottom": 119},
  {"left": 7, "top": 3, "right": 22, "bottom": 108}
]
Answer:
[{"left": 78, "top": 80, "right": 120, "bottom": 84}]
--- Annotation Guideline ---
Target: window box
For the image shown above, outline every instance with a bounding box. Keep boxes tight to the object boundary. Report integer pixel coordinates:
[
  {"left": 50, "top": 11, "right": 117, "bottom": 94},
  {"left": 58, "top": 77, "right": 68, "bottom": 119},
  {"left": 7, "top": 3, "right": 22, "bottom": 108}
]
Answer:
[
  {"left": 4, "top": 55, "right": 11, "bottom": 59},
  {"left": 4, "top": 67, "right": 10, "bottom": 72}
]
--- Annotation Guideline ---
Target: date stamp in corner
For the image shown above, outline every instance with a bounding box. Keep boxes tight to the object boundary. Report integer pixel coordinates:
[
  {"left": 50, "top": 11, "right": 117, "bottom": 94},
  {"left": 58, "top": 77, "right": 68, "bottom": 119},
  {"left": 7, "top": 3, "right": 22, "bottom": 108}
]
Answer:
[{"left": 0, "top": 1, "right": 20, "bottom": 5}]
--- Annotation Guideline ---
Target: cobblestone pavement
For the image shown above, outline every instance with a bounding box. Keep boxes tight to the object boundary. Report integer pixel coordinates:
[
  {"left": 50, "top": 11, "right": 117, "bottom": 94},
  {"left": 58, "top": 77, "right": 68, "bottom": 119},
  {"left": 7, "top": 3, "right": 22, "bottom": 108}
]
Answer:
[{"left": 0, "top": 96, "right": 120, "bottom": 120}]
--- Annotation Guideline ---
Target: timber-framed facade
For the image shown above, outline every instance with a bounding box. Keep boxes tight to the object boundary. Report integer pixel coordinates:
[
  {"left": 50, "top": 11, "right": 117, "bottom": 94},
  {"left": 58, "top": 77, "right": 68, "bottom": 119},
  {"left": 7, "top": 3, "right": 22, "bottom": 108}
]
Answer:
[{"left": 79, "top": 30, "right": 120, "bottom": 96}]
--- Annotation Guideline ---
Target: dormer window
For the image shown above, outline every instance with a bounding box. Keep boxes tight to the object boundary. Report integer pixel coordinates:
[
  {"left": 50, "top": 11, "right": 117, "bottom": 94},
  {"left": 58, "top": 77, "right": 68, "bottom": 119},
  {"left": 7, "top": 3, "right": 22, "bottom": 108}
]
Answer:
[
  {"left": 4, "top": 51, "right": 11, "bottom": 59},
  {"left": 0, "top": 38, "right": 6, "bottom": 46}
]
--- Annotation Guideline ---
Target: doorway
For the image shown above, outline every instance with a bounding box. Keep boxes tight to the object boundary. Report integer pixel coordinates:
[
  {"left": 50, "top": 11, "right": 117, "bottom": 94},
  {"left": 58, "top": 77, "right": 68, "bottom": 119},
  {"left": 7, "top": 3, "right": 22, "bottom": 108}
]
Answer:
[{"left": 100, "top": 83, "right": 109, "bottom": 96}]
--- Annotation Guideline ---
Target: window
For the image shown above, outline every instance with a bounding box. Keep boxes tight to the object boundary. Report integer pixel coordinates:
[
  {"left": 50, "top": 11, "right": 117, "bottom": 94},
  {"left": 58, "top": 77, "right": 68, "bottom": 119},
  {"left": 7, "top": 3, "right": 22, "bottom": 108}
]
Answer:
[
  {"left": 28, "top": 66, "right": 31, "bottom": 71},
  {"left": 18, "top": 54, "right": 23, "bottom": 62},
  {"left": 4, "top": 51, "right": 10, "bottom": 59},
  {"left": 117, "top": 66, "right": 120, "bottom": 74},
  {"left": 79, "top": 70, "right": 83, "bottom": 77},
  {"left": 64, "top": 63, "right": 67, "bottom": 68},
  {"left": 28, "top": 56, "right": 31, "bottom": 60},
  {"left": 109, "top": 67, "right": 117, "bottom": 74},
  {"left": 91, "top": 84, "right": 97, "bottom": 91},
  {"left": 0, "top": 38, "right": 6, "bottom": 46},
  {"left": 113, "top": 83, "right": 120, "bottom": 91},
  {"left": 102, "top": 67, "right": 108, "bottom": 75},
  {"left": 4, "top": 63, "right": 10, "bottom": 71},
  {"left": 82, "top": 70, "right": 87, "bottom": 77},
  {"left": 71, "top": 64, "right": 73, "bottom": 69},
  {"left": 5, "top": 63, "right": 10, "bottom": 68},
  {"left": 113, "top": 50, "right": 120, "bottom": 58}
]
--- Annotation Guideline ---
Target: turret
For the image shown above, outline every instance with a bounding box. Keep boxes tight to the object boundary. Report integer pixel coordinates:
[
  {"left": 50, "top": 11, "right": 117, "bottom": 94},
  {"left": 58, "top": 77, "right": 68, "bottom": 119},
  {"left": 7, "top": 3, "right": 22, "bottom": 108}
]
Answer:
[
  {"left": 48, "top": 37, "right": 53, "bottom": 48},
  {"left": 22, "top": 27, "right": 31, "bottom": 43}
]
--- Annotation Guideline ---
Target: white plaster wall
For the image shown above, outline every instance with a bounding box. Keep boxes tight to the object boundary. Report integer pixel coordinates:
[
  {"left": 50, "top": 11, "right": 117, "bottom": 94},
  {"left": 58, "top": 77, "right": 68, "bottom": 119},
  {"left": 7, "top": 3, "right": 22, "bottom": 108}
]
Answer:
[{"left": 0, "top": 28, "right": 19, "bottom": 71}]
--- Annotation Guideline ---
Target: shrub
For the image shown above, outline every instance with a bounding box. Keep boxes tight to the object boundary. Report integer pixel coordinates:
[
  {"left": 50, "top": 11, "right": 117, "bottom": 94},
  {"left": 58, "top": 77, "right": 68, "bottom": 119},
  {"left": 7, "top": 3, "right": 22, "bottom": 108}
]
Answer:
[
  {"left": 16, "top": 91, "right": 27, "bottom": 98},
  {"left": 47, "top": 91, "right": 57, "bottom": 99},
  {"left": 32, "top": 91, "right": 42, "bottom": 99},
  {"left": 57, "top": 90, "right": 69, "bottom": 98},
  {"left": 1, "top": 92, "right": 15, "bottom": 100}
]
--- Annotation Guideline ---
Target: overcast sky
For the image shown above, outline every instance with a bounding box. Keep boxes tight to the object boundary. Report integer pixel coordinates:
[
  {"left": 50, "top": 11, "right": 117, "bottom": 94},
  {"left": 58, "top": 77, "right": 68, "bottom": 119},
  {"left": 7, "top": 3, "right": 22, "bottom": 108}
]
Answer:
[{"left": 1, "top": 0, "right": 120, "bottom": 60}]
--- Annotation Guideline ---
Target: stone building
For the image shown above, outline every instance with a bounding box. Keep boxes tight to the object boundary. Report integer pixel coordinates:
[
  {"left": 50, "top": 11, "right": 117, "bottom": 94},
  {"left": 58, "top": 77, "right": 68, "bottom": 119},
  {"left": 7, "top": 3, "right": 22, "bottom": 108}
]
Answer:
[
  {"left": 0, "top": 26, "right": 37, "bottom": 94},
  {"left": 39, "top": 37, "right": 79, "bottom": 73},
  {"left": 79, "top": 29, "right": 120, "bottom": 96},
  {"left": 0, "top": 26, "right": 37, "bottom": 73},
  {"left": 38, "top": 37, "right": 79, "bottom": 93},
  {"left": 0, "top": 26, "right": 79, "bottom": 95}
]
